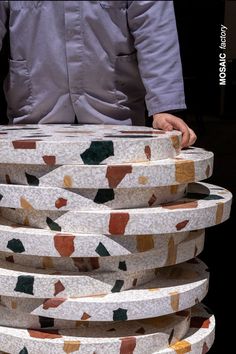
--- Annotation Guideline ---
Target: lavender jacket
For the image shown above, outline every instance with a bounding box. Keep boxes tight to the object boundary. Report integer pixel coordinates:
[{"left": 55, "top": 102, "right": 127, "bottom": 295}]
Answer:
[{"left": 0, "top": 1, "right": 186, "bottom": 125}]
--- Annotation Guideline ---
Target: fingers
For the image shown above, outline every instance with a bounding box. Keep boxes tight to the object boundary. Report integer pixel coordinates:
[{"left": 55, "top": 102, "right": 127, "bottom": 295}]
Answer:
[
  {"left": 180, "top": 125, "right": 190, "bottom": 148},
  {"left": 152, "top": 113, "right": 197, "bottom": 148},
  {"left": 188, "top": 128, "right": 197, "bottom": 146},
  {"left": 171, "top": 123, "right": 197, "bottom": 148},
  {"left": 169, "top": 117, "right": 190, "bottom": 148}
]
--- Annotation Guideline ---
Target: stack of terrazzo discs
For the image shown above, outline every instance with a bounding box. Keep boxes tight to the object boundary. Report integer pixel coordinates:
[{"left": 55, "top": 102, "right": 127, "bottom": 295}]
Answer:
[{"left": 0, "top": 124, "right": 232, "bottom": 354}]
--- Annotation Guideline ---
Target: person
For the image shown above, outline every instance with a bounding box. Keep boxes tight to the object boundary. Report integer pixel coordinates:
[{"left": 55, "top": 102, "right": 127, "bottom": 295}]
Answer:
[{"left": 0, "top": 0, "right": 196, "bottom": 147}]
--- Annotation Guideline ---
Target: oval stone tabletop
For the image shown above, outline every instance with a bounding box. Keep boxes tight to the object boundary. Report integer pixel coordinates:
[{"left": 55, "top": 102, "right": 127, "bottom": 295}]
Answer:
[
  {"left": 0, "top": 211, "right": 205, "bottom": 269},
  {"left": 0, "top": 184, "right": 187, "bottom": 210},
  {"left": 0, "top": 259, "right": 209, "bottom": 321},
  {"left": 0, "top": 306, "right": 190, "bottom": 354},
  {"left": 0, "top": 304, "right": 215, "bottom": 354},
  {"left": 0, "top": 229, "right": 204, "bottom": 272},
  {"left": 0, "top": 124, "right": 182, "bottom": 164},
  {"left": 0, "top": 147, "right": 213, "bottom": 188},
  {"left": 0, "top": 259, "right": 156, "bottom": 298},
  {"left": 1, "top": 183, "right": 231, "bottom": 235}
]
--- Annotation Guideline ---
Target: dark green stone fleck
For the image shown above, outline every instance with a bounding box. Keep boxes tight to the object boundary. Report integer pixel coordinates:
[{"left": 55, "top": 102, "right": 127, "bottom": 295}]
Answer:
[
  {"left": 7, "top": 238, "right": 25, "bottom": 253},
  {"left": 95, "top": 242, "right": 110, "bottom": 257},
  {"left": 94, "top": 189, "right": 115, "bottom": 204},
  {"left": 19, "top": 347, "right": 29, "bottom": 354},
  {"left": 111, "top": 279, "right": 124, "bottom": 293},
  {"left": 118, "top": 261, "right": 127, "bottom": 271},
  {"left": 80, "top": 141, "right": 114, "bottom": 164},
  {"left": 14, "top": 275, "right": 34, "bottom": 295},
  {"left": 46, "top": 217, "right": 61, "bottom": 231},
  {"left": 25, "top": 172, "right": 40, "bottom": 186},
  {"left": 113, "top": 308, "right": 128, "bottom": 321}
]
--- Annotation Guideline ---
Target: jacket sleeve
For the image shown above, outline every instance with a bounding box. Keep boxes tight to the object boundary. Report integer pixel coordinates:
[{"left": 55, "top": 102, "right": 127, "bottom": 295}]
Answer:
[
  {"left": 0, "top": 1, "right": 8, "bottom": 51},
  {"left": 127, "top": 0, "right": 186, "bottom": 116}
]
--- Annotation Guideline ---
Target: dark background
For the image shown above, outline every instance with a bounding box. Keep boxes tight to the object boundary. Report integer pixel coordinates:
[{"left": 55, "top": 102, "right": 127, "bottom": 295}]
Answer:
[
  {"left": 175, "top": 1, "right": 235, "bottom": 353},
  {"left": 0, "top": 1, "right": 235, "bottom": 353}
]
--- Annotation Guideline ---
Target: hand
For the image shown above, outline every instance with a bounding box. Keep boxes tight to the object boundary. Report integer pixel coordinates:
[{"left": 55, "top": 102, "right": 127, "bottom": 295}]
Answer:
[{"left": 152, "top": 113, "right": 197, "bottom": 148}]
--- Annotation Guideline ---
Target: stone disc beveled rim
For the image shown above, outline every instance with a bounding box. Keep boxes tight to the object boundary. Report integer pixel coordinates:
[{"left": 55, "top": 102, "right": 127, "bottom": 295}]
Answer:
[
  {"left": 0, "top": 184, "right": 187, "bottom": 210},
  {"left": 0, "top": 229, "right": 205, "bottom": 271},
  {"left": 0, "top": 124, "right": 182, "bottom": 164},
  {"left": 0, "top": 307, "right": 191, "bottom": 354},
  {"left": 0, "top": 216, "right": 205, "bottom": 258},
  {"left": 0, "top": 183, "right": 231, "bottom": 235},
  {"left": 0, "top": 259, "right": 209, "bottom": 321},
  {"left": 0, "top": 147, "right": 213, "bottom": 188},
  {"left": 0, "top": 259, "right": 156, "bottom": 298},
  {"left": 0, "top": 304, "right": 216, "bottom": 354}
]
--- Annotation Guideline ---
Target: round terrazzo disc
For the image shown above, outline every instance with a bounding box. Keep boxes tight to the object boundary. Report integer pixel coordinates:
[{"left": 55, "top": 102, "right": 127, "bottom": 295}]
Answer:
[
  {"left": 0, "top": 184, "right": 187, "bottom": 210},
  {"left": 155, "top": 304, "right": 215, "bottom": 354},
  {"left": 0, "top": 229, "right": 205, "bottom": 272},
  {"left": 0, "top": 259, "right": 156, "bottom": 298},
  {"left": 1, "top": 183, "right": 231, "bottom": 235},
  {"left": 0, "top": 124, "right": 182, "bottom": 164},
  {"left": 0, "top": 212, "right": 205, "bottom": 268},
  {"left": 0, "top": 259, "right": 209, "bottom": 321},
  {"left": 0, "top": 308, "right": 191, "bottom": 354},
  {"left": 0, "top": 147, "right": 213, "bottom": 188}
]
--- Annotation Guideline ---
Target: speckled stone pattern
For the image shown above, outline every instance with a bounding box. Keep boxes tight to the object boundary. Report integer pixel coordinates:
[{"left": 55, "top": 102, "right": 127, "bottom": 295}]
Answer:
[
  {"left": 0, "top": 147, "right": 213, "bottom": 188},
  {"left": 0, "top": 307, "right": 191, "bottom": 354},
  {"left": 0, "top": 217, "right": 205, "bottom": 260},
  {"left": 0, "top": 184, "right": 187, "bottom": 210},
  {"left": 0, "top": 304, "right": 214, "bottom": 354},
  {"left": 0, "top": 259, "right": 157, "bottom": 298},
  {"left": 0, "top": 259, "right": 208, "bottom": 305},
  {"left": 0, "top": 124, "right": 231, "bottom": 354},
  {"left": 0, "top": 229, "right": 205, "bottom": 272},
  {"left": 0, "top": 259, "right": 209, "bottom": 321},
  {"left": 0, "top": 124, "right": 182, "bottom": 164},
  {"left": 1, "top": 182, "right": 231, "bottom": 235}
]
